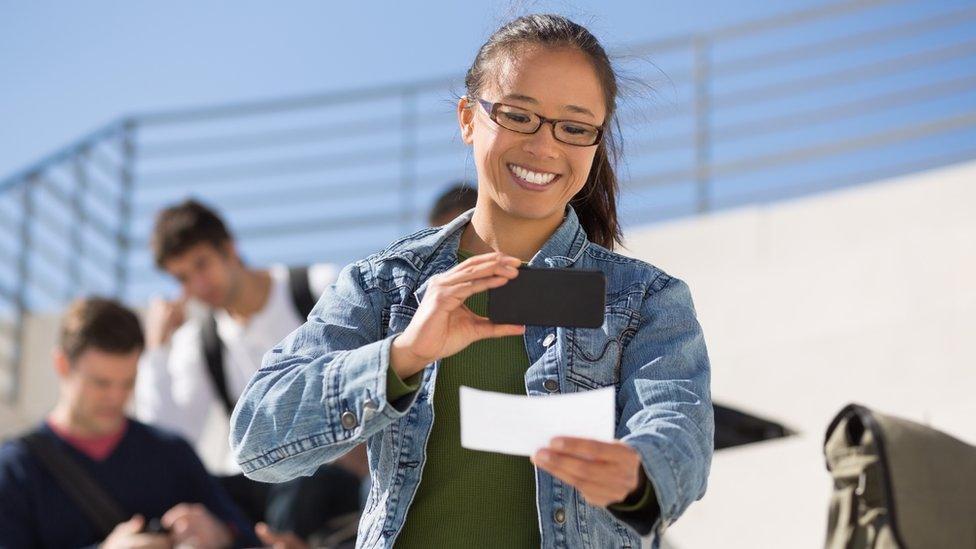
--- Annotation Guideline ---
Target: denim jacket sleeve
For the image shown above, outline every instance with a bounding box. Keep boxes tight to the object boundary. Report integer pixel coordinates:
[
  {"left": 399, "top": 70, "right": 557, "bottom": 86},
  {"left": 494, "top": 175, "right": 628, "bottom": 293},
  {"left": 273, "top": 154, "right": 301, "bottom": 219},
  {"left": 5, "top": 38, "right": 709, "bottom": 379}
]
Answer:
[
  {"left": 229, "top": 260, "right": 420, "bottom": 482},
  {"left": 612, "top": 275, "right": 714, "bottom": 536}
]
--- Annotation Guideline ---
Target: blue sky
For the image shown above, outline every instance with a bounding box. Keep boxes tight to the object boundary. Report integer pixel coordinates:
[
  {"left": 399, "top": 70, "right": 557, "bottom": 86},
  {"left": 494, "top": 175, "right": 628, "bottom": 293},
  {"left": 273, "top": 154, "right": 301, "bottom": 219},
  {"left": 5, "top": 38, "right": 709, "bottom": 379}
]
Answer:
[
  {"left": 2, "top": 0, "right": 974, "bottom": 306},
  {"left": 0, "top": 0, "right": 827, "bottom": 178}
]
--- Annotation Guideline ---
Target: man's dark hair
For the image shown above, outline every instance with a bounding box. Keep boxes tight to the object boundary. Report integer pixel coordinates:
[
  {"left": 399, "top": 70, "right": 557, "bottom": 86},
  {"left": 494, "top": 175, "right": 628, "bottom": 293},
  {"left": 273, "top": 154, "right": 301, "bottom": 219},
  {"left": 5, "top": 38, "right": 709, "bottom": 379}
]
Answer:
[
  {"left": 59, "top": 297, "right": 145, "bottom": 362},
  {"left": 428, "top": 183, "right": 478, "bottom": 225},
  {"left": 151, "top": 199, "right": 233, "bottom": 268}
]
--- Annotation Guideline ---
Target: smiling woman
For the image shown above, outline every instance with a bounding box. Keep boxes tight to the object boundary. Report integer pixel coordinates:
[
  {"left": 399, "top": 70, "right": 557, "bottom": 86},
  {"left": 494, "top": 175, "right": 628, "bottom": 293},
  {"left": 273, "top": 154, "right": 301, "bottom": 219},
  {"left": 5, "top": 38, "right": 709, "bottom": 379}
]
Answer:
[{"left": 230, "top": 14, "right": 713, "bottom": 549}]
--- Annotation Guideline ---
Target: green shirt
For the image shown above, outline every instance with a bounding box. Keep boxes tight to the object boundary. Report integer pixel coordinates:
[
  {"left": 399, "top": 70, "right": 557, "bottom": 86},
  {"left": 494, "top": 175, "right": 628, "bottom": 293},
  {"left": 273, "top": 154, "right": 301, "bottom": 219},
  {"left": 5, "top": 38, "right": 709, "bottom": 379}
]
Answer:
[
  {"left": 390, "top": 252, "right": 540, "bottom": 548},
  {"left": 386, "top": 252, "right": 655, "bottom": 547}
]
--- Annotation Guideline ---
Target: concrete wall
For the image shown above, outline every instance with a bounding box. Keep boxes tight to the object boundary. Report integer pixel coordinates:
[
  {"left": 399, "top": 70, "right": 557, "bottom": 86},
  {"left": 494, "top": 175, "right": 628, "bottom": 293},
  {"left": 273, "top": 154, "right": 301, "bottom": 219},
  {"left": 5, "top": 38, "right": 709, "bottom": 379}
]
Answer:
[{"left": 622, "top": 160, "right": 976, "bottom": 547}]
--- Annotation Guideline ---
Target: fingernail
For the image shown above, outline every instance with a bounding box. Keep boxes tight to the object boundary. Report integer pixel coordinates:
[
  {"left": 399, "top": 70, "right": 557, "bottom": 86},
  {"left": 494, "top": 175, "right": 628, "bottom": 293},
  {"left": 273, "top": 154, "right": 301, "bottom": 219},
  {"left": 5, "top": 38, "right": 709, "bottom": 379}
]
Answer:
[{"left": 552, "top": 438, "right": 566, "bottom": 450}]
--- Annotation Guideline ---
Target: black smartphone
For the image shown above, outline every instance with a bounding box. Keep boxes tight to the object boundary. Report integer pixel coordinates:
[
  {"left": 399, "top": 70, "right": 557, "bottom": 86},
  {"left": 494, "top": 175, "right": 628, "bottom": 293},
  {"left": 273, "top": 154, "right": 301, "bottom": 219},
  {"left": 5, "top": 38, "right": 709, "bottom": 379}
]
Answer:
[
  {"left": 142, "top": 518, "right": 170, "bottom": 535},
  {"left": 487, "top": 267, "right": 606, "bottom": 328}
]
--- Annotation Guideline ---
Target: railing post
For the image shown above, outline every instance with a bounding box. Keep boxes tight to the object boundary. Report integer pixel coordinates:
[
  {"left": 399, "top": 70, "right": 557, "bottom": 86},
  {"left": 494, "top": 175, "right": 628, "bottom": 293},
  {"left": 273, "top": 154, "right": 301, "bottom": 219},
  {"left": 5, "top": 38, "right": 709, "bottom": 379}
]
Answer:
[
  {"left": 115, "top": 120, "right": 136, "bottom": 301},
  {"left": 693, "top": 36, "right": 712, "bottom": 214},
  {"left": 399, "top": 88, "right": 418, "bottom": 233},
  {"left": 6, "top": 175, "right": 37, "bottom": 403},
  {"left": 68, "top": 150, "right": 89, "bottom": 301}
]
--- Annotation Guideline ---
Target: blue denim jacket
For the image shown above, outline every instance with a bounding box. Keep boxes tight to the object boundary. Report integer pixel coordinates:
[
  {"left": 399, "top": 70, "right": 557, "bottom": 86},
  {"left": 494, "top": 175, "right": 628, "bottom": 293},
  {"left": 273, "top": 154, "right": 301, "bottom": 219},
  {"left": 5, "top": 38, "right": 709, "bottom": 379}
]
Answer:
[{"left": 230, "top": 208, "right": 713, "bottom": 548}]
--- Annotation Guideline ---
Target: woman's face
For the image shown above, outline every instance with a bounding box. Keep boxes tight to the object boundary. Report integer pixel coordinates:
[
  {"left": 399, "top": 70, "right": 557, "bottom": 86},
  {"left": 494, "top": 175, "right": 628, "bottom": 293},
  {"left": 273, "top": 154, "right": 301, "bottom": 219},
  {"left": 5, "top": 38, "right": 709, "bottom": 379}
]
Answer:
[{"left": 459, "top": 46, "right": 607, "bottom": 225}]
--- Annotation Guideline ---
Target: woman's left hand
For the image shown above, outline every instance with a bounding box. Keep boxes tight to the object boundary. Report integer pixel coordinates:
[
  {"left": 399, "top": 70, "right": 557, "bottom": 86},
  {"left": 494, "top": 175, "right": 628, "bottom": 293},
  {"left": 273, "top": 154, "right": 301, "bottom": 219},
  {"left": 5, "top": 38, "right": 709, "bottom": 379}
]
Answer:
[{"left": 531, "top": 437, "right": 645, "bottom": 507}]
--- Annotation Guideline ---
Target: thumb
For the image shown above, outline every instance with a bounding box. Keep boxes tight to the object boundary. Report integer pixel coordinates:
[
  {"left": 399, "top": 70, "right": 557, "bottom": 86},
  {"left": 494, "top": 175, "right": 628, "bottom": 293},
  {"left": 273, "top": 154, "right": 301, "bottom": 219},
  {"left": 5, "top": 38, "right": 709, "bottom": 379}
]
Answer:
[
  {"left": 121, "top": 514, "right": 144, "bottom": 533},
  {"left": 475, "top": 316, "right": 525, "bottom": 339},
  {"left": 255, "top": 522, "right": 276, "bottom": 544}
]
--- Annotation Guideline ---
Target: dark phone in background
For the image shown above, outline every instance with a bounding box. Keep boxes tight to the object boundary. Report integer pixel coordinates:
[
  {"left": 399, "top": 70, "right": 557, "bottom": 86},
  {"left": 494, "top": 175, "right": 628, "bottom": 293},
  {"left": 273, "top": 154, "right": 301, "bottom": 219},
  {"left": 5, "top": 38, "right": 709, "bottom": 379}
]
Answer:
[{"left": 488, "top": 268, "right": 606, "bottom": 328}]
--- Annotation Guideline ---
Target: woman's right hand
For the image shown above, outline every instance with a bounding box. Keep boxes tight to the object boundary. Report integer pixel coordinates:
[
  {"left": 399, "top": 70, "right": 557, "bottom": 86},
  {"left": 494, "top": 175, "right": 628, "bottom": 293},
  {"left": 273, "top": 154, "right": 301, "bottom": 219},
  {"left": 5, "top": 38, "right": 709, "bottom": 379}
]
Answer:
[{"left": 390, "top": 252, "right": 525, "bottom": 379}]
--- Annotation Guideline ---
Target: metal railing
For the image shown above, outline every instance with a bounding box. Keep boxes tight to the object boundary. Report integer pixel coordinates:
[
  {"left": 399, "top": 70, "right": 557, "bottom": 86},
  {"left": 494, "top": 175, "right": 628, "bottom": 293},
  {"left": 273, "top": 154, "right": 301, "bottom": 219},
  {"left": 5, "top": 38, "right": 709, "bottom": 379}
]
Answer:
[{"left": 1, "top": 0, "right": 975, "bottom": 402}]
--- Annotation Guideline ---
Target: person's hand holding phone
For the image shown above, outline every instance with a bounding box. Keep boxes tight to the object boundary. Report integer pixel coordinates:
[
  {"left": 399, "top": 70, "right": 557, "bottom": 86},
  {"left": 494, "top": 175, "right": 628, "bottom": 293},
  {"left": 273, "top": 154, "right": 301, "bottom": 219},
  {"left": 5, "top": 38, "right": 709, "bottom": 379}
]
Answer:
[
  {"left": 390, "top": 252, "right": 525, "bottom": 379},
  {"left": 100, "top": 515, "right": 171, "bottom": 549}
]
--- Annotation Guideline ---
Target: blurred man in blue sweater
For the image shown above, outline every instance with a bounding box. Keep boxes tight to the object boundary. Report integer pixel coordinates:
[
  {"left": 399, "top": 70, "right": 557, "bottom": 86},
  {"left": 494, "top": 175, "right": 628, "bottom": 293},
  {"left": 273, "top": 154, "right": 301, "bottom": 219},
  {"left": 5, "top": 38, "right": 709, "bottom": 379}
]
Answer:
[{"left": 0, "top": 297, "right": 258, "bottom": 548}]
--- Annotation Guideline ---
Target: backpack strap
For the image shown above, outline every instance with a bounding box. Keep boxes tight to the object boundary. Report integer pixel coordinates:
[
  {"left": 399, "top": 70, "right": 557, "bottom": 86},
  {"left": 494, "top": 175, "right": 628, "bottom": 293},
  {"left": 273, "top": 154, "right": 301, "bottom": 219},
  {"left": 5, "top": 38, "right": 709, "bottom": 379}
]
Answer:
[
  {"left": 288, "top": 266, "right": 316, "bottom": 319},
  {"left": 201, "top": 313, "right": 234, "bottom": 417},
  {"left": 202, "top": 267, "right": 314, "bottom": 418},
  {"left": 21, "top": 431, "right": 128, "bottom": 538}
]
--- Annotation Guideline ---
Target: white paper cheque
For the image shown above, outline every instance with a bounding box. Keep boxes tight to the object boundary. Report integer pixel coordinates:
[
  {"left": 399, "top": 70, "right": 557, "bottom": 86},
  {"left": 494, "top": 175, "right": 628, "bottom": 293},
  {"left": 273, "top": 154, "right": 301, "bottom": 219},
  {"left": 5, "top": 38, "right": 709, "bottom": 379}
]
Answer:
[{"left": 459, "top": 385, "right": 616, "bottom": 456}]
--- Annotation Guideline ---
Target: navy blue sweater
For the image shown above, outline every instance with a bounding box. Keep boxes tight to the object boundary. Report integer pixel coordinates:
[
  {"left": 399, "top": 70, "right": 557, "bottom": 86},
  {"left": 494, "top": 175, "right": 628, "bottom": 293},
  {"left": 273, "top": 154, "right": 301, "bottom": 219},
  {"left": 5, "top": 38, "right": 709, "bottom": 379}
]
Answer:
[{"left": 0, "top": 419, "right": 260, "bottom": 548}]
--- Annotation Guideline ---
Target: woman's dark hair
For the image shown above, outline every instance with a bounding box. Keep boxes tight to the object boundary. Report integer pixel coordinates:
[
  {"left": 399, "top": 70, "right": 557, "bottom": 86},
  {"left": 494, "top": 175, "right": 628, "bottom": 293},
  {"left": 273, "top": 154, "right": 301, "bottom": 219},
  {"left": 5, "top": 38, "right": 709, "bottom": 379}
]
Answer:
[{"left": 464, "top": 14, "right": 623, "bottom": 249}]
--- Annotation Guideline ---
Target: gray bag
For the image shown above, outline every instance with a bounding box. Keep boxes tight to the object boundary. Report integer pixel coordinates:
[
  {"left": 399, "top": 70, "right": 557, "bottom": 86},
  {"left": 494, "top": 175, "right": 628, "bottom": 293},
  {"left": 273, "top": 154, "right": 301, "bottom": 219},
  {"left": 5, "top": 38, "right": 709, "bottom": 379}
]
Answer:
[{"left": 823, "top": 403, "right": 976, "bottom": 548}]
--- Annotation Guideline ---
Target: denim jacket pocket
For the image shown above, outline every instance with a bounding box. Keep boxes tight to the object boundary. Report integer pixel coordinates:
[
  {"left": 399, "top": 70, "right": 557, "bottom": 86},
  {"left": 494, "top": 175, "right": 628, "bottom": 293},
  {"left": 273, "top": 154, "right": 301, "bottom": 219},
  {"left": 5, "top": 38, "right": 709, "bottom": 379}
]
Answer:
[
  {"left": 566, "top": 305, "right": 639, "bottom": 391},
  {"left": 383, "top": 303, "right": 417, "bottom": 337}
]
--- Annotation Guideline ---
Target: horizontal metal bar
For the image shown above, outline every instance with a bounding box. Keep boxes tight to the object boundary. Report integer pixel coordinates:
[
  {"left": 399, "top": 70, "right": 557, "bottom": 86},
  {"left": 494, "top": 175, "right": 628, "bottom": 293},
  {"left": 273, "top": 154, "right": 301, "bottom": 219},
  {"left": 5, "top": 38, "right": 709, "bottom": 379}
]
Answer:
[
  {"left": 708, "top": 0, "right": 900, "bottom": 42},
  {"left": 235, "top": 210, "right": 401, "bottom": 240},
  {"left": 722, "top": 143, "right": 976, "bottom": 207},
  {"left": 136, "top": 167, "right": 461, "bottom": 218},
  {"left": 138, "top": 110, "right": 458, "bottom": 160},
  {"left": 135, "top": 76, "right": 459, "bottom": 127},
  {"left": 0, "top": 119, "right": 124, "bottom": 193},
  {"left": 626, "top": 0, "right": 896, "bottom": 56},
  {"left": 78, "top": 240, "right": 118, "bottom": 275},
  {"left": 713, "top": 72, "right": 976, "bottom": 142},
  {"left": 83, "top": 210, "right": 121, "bottom": 245},
  {"left": 87, "top": 146, "right": 122, "bottom": 182},
  {"left": 139, "top": 116, "right": 398, "bottom": 159},
  {"left": 626, "top": 169, "right": 696, "bottom": 189},
  {"left": 628, "top": 109, "right": 976, "bottom": 188},
  {"left": 28, "top": 235, "right": 69, "bottom": 274},
  {"left": 26, "top": 265, "right": 66, "bottom": 303},
  {"left": 81, "top": 170, "right": 122, "bottom": 206},
  {"left": 136, "top": 137, "right": 460, "bottom": 188},
  {"left": 35, "top": 175, "right": 73, "bottom": 210},
  {"left": 713, "top": 110, "right": 976, "bottom": 178},
  {"left": 714, "top": 36, "right": 976, "bottom": 110},
  {"left": 713, "top": 3, "right": 976, "bottom": 77}
]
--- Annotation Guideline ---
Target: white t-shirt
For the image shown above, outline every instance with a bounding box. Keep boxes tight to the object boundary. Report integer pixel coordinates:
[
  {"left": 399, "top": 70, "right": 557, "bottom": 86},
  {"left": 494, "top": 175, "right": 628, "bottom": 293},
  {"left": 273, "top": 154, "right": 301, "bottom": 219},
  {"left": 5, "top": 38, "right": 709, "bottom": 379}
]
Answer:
[{"left": 135, "top": 263, "right": 337, "bottom": 475}]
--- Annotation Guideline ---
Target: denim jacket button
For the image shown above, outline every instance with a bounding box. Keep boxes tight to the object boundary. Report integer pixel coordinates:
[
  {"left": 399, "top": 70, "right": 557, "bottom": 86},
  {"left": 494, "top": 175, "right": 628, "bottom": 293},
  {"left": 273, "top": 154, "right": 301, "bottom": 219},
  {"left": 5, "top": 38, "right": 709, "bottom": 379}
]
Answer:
[
  {"left": 340, "top": 411, "right": 359, "bottom": 430},
  {"left": 542, "top": 333, "right": 556, "bottom": 348},
  {"left": 553, "top": 508, "right": 566, "bottom": 524},
  {"left": 543, "top": 379, "right": 559, "bottom": 393}
]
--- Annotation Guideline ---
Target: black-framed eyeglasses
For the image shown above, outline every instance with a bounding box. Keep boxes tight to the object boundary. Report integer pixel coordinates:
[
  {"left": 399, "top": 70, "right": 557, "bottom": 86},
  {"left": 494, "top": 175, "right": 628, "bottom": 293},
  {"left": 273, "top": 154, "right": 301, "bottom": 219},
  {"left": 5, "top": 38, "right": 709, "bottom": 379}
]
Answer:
[{"left": 474, "top": 97, "right": 604, "bottom": 147}]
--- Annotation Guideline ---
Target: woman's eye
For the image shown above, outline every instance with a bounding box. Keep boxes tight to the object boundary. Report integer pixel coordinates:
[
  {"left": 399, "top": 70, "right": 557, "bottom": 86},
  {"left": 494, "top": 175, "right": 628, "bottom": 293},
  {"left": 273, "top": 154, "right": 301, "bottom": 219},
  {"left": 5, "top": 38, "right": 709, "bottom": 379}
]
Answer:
[
  {"left": 503, "top": 112, "right": 531, "bottom": 124},
  {"left": 562, "top": 124, "right": 590, "bottom": 135}
]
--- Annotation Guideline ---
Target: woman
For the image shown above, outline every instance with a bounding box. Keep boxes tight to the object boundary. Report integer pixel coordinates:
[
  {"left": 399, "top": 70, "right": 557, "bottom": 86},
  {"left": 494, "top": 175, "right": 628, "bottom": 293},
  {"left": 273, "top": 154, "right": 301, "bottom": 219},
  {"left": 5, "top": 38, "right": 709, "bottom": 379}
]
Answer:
[{"left": 231, "top": 14, "right": 712, "bottom": 548}]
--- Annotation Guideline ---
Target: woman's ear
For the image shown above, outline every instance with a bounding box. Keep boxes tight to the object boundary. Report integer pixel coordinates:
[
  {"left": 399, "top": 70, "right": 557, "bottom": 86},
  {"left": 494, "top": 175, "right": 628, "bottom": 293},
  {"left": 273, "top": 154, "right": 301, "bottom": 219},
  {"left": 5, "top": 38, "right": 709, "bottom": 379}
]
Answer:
[{"left": 458, "top": 97, "right": 475, "bottom": 145}]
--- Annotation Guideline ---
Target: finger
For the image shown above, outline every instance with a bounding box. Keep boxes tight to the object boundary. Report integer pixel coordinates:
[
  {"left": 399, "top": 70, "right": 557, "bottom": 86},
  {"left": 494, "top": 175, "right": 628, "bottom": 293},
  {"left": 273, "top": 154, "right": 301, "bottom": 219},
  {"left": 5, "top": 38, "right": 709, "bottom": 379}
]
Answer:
[
  {"left": 255, "top": 522, "right": 275, "bottom": 544},
  {"left": 534, "top": 456, "right": 631, "bottom": 506},
  {"left": 533, "top": 449, "right": 608, "bottom": 480},
  {"left": 169, "top": 516, "right": 192, "bottom": 540},
  {"left": 456, "top": 251, "right": 521, "bottom": 270},
  {"left": 130, "top": 533, "right": 171, "bottom": 549},
  {"left": 119, "top": 514, "right": 145, "bottom": 534},
  {"left": 471, "top": 316, "right": 525, "bottom": 338},
  {"left": 440, "top": 274, "right": 513, "bottom": 303},
  {"left": 440, "top": 258, "right": 519, "bottom": 286},
  {"left": 161, "top": 503, "right": 190, "bottom": 528},
  {"left": 550, "top": 437, "right": 636, "bottom": 463}
]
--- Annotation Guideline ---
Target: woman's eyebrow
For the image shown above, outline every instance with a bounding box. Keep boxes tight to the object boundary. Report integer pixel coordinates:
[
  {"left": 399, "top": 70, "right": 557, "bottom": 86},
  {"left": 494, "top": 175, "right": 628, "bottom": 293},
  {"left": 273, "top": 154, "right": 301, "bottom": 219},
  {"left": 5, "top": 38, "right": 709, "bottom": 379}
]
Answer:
[{"left": 502, "top": 93, "right": 597, "bottom": 119}]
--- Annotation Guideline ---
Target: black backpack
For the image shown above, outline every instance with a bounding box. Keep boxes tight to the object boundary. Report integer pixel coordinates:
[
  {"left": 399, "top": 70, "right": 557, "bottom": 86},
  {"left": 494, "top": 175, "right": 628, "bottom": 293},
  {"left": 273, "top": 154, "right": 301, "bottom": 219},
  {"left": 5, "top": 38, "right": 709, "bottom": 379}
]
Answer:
[{"left": 202, "top": 266, "right": 316, "bottom": 416}]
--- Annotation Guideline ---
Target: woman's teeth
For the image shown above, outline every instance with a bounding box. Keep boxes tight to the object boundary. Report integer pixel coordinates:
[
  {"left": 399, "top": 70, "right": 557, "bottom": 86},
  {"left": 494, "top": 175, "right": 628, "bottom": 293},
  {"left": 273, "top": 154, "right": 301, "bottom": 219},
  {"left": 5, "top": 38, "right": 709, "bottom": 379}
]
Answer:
[{"left": 509, "top": 164, "right": 557, "bottom": 185}]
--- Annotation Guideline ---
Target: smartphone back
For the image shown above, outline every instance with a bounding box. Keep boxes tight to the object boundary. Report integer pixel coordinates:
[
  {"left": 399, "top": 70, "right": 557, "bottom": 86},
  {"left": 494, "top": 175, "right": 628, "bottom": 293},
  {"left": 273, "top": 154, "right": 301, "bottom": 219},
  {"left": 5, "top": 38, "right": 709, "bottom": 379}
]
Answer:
[{"left": 488, "top": 267, "right": 606, "bottom": 328}]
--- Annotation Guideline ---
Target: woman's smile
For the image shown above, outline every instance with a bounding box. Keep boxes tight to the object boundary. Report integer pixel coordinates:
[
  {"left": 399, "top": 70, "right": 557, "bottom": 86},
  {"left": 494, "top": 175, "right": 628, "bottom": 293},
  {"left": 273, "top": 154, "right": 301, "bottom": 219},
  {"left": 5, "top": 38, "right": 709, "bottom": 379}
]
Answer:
[{"left": 507, "top": 162, "right": 562, "bottom": 192}]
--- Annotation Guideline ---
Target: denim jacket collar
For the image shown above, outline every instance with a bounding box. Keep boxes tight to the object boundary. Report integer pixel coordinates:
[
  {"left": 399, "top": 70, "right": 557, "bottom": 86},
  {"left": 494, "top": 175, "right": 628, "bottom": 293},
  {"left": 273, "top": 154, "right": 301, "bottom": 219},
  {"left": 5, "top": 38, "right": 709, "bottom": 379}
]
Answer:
[{"left": 411, "top": 206, "right": 590, "bottom": 307}]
